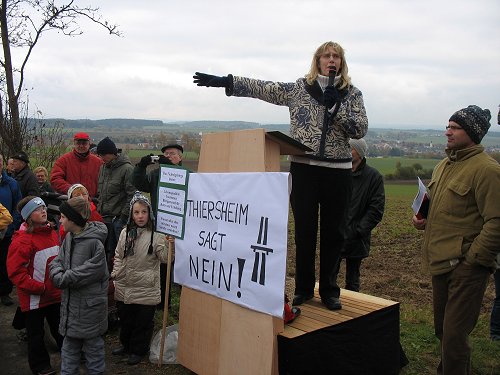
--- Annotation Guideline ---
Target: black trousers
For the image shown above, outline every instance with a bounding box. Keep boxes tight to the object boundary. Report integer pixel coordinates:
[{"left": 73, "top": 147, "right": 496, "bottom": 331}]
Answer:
[
  {"left": 25, "top": 303, "right": 63, "bottom": 374},
  {"left": 116, "top": 301, "right": 155, "bottom": 356},
  {"left": 290, "top": 162, "right": 352, "bottom": 299},
  {"left": 0, "top": 236, "right": 13, "bottom": 296},
  {"left": 333, "top": 258, "right": 363, "bottom": 292}
]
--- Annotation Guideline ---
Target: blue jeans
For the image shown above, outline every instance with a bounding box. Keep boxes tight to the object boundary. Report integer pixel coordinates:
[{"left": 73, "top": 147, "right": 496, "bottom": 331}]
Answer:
[{"left": 490, "top": 269, "right": 500, "bottom": 340}]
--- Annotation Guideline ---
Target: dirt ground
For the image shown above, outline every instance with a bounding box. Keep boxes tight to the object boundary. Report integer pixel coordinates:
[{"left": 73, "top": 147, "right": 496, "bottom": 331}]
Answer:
[{"left": 0, "top": 193, "right": 495, "bottom": 374}]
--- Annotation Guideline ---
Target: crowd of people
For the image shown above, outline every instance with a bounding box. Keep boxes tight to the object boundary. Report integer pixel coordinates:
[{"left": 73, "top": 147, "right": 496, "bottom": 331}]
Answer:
[
  {"left": 0, "top": 135, "right": 182, "bottom": 374},
  {"left": 0, "top": 40, "right": 498, "bottom": 375}
]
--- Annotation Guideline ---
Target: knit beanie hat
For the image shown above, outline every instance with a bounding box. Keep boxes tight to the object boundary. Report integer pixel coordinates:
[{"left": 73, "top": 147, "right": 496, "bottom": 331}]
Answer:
[
  {"left": 449, "top": 105, "right": 491, "bottom": 144},
  {"left": 67, "top": 183, "right": 88, "bottom": 199},
  {"left": 125, "top": 191, "right": 155, "bottom": 256},
  {"left": 96, "top": 137, "right": 118, "bottom": 156},
  {"left": 20, "top": 197, "right": 46, "bottom": 220},
  {"left": 59, "top": 196, "right": 90, "bottom": 227},
  {"left": 349, "top": 138, "right": 368, "bottom": 159}
]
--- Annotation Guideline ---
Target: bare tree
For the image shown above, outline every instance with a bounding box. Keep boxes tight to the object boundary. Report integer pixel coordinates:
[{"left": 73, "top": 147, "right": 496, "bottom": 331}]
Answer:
[{"left": 0, "top": 0, "right": 120, "bottom": 158}]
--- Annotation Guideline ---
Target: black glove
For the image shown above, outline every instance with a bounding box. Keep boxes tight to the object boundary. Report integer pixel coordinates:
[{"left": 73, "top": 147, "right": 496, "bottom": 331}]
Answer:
[
  {"left": 324, "top": 85, "right": 340, "bottom": 109},
  {"left": 193, "top": 72, "right": 229, "bottom": 88},
  {"left": 138, "top": 154, "right": 154, "bottom": 168}
]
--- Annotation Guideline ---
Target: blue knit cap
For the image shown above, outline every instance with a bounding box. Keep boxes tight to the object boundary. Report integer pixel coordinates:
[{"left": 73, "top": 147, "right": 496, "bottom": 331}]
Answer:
[{"left": 21, "top": 197, "right": 46, "bottom": 220}]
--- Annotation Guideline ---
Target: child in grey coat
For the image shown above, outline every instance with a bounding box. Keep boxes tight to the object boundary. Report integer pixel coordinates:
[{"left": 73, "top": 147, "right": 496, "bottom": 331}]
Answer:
[{"left": 49, "top": 196, "right": 109, "bottom": 375}]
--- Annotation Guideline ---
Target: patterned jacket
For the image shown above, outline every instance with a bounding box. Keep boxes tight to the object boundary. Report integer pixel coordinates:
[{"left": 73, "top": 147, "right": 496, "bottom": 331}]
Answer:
[
  {"left": 228, "top": 75, "right": 368, "bottom": 162},
  {"left": 422, "top": 145, "right": 500, "bottom": 275}
]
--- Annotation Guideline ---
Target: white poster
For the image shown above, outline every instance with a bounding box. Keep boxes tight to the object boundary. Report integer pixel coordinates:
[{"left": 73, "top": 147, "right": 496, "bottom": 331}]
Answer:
[{"left": 175, "top": 172, "right": 290, "bottom": 318}]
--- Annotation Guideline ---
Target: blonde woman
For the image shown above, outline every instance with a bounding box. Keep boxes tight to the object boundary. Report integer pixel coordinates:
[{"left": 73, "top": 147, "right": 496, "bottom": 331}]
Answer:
[{"left": 194, "top": 41, "right": 368, "bottom": 310}]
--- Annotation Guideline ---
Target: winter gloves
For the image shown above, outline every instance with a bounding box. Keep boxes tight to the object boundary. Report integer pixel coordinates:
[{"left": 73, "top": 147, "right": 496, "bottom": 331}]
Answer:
[
  {"left": 324, "top": 85, "right": 340, "bottom": 109},
  {"left": 193, "top": 72, "right": 229, "bottom": 88}
]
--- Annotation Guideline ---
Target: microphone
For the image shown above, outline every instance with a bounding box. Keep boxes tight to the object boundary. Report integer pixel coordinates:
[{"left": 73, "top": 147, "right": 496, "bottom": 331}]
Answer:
[{"left": 328, "top": 67, "right": 337, "bottom": 87}]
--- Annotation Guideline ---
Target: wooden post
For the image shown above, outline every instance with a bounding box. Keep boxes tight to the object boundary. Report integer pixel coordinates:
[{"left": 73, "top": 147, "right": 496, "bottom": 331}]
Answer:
[{"left": 158, "top": 240, "right": 173, "bottom": 366}]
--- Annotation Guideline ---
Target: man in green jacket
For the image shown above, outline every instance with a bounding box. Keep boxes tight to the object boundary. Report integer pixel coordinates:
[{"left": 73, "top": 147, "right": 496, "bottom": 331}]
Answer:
[
  {"left": 96, "top": 137, "right": 136, "bottom": 267},
  {"left": 412, "top": 105, "right": 500, "bottom": 375}
]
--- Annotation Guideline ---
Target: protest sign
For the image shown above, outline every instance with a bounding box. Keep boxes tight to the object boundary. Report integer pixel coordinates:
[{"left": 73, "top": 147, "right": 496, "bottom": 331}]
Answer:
[
  {"left": 156, "top": 165, "right": 189, "bottom": 239},
  {"left": 175, "top": 172, "right": 290, "bottom": 318}
]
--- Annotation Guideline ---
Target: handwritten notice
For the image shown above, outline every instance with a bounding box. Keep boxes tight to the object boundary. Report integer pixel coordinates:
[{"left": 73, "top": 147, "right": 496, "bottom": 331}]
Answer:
[
  {"left": 156, "top": 165, "right": 189, "bottom": 239},
  {"left": 175, "top": 172, "right": 291, "bottom": 318}
]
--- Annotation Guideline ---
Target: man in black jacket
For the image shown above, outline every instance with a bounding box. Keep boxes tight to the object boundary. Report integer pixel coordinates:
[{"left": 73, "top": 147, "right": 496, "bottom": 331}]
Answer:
[
  {"left": 333, "top": 138, "right": 385, "bottom": 292},
  {"left": 131, "top": 144, "right": 183, "bottom": 213},
  {"left": 10, "top": 151, "right": 39, "bottom": 197}
]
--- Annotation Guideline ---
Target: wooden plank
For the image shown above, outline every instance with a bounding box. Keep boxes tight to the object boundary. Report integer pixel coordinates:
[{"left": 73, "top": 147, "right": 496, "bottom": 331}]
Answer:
[
  {"left": 341, "top": 288, "right": 398, "bottom": 307},
  {"left": 280, "top": 288, "right": 399, "bottom": 339},
  {"left": 177, "top": 287, "right": 222, "bottom": 375},
  {"left": 218, "top": 300, "right": 283, "bottom": 375}
]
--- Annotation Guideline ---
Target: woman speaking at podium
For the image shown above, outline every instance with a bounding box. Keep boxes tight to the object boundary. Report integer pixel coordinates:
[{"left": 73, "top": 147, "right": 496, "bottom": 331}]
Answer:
[{"left": 193, "top": 41, "right": 368, "bottom": 311}]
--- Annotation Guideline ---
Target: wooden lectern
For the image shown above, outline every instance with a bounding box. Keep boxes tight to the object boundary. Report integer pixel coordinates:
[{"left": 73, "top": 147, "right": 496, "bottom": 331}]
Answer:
[{"left": 176, "top": 128, "right": 310, "bottom": 375}]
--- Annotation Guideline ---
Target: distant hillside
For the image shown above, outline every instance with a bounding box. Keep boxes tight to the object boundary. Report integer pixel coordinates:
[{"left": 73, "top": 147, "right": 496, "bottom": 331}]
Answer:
[{"left": 36, "top": 118, "right": 291, "bottom": 133}]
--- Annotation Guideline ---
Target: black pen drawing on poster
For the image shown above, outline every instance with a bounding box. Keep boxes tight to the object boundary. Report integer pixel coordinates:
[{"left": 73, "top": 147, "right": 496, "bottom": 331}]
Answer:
[{"left": 175, "top": 172, "right": 290, "bottom": 317}]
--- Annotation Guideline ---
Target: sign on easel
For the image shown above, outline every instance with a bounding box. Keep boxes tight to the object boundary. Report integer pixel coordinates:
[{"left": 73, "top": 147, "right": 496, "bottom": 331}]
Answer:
[
  {"left": 175, "top": 172, "right": 290, "bottom": 318},
  {"left": 156, "top": 165, "right": 190, "bottom": 239}
]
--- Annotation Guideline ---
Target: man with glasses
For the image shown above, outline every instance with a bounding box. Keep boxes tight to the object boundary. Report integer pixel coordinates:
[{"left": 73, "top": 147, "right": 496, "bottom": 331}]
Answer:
[
  {"left": 412, "top": 105, "right": 500, "bottom": 375},
  {"left": 50, "top": 132, "right": 103, "bottom": 199}
]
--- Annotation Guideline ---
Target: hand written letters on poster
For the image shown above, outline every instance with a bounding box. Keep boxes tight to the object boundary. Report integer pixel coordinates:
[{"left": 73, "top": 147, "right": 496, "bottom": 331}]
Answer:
[
  {"left": 175, "top": 172, "right": 290, "bottom": 318},
  {"left": 156, "top": 165, "right": 189, "bottom": 239}
]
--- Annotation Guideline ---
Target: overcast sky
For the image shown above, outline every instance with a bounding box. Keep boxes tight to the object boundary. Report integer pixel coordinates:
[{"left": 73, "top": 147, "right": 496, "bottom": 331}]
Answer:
[{"left": 15, "top": 0, "right": 500, "bottom": 129}]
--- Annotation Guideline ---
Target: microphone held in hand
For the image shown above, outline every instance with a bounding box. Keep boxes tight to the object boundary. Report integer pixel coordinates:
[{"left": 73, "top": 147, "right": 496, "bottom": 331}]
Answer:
[{"left": 328, "top": 66, "right": 337, "bottom": 87}]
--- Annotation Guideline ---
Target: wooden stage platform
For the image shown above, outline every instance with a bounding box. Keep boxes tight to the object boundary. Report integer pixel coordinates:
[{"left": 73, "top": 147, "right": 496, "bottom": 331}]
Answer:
[{"left": 278, "top": 289, "right": 406, "bottom": 374}]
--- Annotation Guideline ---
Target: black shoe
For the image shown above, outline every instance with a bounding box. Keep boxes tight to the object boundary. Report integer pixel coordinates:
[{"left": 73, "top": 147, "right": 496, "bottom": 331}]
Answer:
[
  {"left": 112, "top": 346, "right": 127, "bottom": 355},
  {"left": 127, "top": 354, "right": 143, "bottom": 365},
  {"left": 292, "top": 293, "right": 313, "bottom": 306},
  {"left": 321, "top": 297, "right": 342, "bottom": 310},
  {"left": 1, "top": 295, "right": 13, "bottom": 306}
]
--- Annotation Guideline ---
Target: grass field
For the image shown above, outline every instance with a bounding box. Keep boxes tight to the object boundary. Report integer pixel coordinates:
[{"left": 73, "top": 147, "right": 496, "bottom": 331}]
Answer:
[{"left": 367, "top": 157, "right": 440, "bottom": 176}]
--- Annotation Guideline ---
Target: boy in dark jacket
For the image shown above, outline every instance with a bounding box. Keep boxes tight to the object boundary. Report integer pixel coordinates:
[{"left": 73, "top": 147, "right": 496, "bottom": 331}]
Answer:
[{"left": 49, "top": 196, "right": 109, "bottom": 375}]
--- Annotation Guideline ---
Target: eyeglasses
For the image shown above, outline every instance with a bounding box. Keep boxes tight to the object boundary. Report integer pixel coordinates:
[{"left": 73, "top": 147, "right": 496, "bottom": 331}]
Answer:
[
  {"left": 164, "top": 151, "right": 179, "bottom": 156},
  {"left": 74, "top": 140, "right": 90, "bottom": 145},
  {"left": 446, "top": 125, "right": 463, "bottom": 131}
]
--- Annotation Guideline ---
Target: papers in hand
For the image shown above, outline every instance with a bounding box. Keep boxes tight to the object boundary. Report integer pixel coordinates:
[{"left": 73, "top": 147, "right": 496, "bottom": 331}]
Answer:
[{"left": 412, "top": 177, "right": 430, "bottom": 220}]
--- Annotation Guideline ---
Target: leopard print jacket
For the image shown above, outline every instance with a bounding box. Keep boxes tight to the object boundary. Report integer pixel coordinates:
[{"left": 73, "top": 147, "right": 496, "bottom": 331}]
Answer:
[{"left": 227, "top": 75, "right": 368, "bottom": 162}]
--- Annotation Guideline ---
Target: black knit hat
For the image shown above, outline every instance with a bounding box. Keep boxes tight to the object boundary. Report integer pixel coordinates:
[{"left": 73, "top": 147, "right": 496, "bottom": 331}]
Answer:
[
  {"left": 449, "top": 105, "right": 491, "bottom": 144},
  {"left": 10, "top": 151, "right": 29, "bottom": 164},
  {"left": 96, "top": 137, "right": 118, "bottom": 156}
]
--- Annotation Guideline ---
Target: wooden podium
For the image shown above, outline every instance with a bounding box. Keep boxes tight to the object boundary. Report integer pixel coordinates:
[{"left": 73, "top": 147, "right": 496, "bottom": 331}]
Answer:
[{"left": 176, "top": 129, "right": 310, "bottom": 375}]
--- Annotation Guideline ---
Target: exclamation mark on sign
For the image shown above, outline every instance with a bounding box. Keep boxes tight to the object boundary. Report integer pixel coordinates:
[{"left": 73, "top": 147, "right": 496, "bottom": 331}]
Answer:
[{"left": 237, "top": 258, "right": 245, "bottom": 298}]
